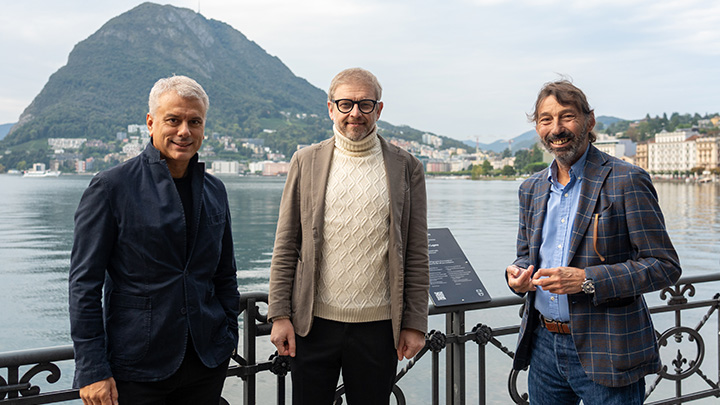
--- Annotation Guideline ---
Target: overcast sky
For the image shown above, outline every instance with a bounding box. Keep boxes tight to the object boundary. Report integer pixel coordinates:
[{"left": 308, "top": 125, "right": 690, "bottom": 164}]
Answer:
[{"left": 1, "top": 0, "right": 719, "bottom": 142}]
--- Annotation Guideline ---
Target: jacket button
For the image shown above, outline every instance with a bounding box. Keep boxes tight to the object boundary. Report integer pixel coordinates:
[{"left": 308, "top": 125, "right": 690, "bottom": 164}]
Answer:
[{"left": 180, "top": 307, "right": 187, "bottom": 315}]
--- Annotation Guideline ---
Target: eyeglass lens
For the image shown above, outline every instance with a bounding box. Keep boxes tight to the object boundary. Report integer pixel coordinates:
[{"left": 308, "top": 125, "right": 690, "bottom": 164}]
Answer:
[{"left": 335, "top": 99, "right": 376, "bottom": 114}]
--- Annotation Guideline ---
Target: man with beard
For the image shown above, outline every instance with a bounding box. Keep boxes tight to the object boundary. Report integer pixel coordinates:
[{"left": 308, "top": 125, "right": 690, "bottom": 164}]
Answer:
[
  {"left": 268, "top": 67, "right": 429, "bottom": 404},
  {"left": 505, "top": 80, "right": 681, "bottom": 404}
]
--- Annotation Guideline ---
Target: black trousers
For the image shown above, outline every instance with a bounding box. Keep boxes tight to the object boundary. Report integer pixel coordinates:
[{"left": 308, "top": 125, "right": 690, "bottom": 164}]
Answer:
[
  {"left": 115, "top": 338, "right": 230, "bottom": 405},
  {"left": 289, "top": 317, "right": 398, "bottom": 405}
]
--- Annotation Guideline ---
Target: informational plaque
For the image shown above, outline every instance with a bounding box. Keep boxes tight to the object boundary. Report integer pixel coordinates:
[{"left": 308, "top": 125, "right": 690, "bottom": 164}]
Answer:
[{"left": 428, "top": 228, "right": 491, "bottom": 306}]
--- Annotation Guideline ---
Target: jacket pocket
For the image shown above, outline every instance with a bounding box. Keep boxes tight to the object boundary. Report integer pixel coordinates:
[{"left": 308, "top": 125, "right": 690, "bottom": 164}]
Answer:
[{"left": 106, "top": 292, "right": 151, "bottom": 365}]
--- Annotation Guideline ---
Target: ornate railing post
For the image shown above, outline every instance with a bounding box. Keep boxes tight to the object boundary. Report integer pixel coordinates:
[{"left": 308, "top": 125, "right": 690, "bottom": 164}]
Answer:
[
  {"left": 243, "top": 295, "right": 258, "bottom": 404},
  {"left": 446, "top": 310, "right": 465, "bottom": 405}
]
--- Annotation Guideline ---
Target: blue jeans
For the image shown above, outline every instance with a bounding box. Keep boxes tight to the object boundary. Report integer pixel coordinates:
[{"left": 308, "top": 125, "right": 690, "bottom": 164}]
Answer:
[{"left": 528, "top": 326, "right": 646, "bottom": 405}]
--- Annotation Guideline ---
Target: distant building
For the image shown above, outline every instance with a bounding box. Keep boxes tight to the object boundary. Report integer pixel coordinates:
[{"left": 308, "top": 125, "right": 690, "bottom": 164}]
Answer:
[
  {"left": 211, "top": 160, "right": 240, "bottom": 175},
  {"left": 122, "top": 137, "right": 144, "bottom": 158},
  {"left": 594, "top": 134, "right": 636, "bottom": 159},
  {"left": 648, "top": 129, "right": 698, "bottom": 173},
  {"left": 422, "top": 133, "right": 443, "bottom": 148},
  {"left": 425, "top": 160, "right": 450, "bottom": 173},
  {"left": 127, "top": 124, "right": 150, "bottom": 137},
  {"left": 635, "top": 142, "right": 650, "bottom": 170},
  {"left": 263, "top": 161, "right": 290, "bottom": 176},
  {"left": 696, "top": 136, "right": 720, "bottom": 170},
  {"left": 490, "top": 156, "right": 516, "bottom": 170},
  {"left": 48, "top": 138, "right": 87, "bottom": 150}
]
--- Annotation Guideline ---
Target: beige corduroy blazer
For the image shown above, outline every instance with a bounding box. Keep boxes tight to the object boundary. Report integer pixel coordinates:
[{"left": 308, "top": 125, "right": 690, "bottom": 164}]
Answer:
[{"left": 267, "top": 135, "right": 429, "bottom": 346}]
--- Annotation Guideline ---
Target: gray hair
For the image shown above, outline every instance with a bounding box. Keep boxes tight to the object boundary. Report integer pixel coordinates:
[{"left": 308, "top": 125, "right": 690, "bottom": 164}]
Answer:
[
  {"left": 148, "top": 75, "right": 209, "bottom": 116},
  {"left": 328, "top": 68, "right": 382, "bottom": 102}
]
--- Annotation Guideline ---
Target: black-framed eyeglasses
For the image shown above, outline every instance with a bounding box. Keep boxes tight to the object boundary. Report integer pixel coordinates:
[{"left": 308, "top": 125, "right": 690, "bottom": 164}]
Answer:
[{"left": 332, "top": 99, "right": 379, "bottom": 114}]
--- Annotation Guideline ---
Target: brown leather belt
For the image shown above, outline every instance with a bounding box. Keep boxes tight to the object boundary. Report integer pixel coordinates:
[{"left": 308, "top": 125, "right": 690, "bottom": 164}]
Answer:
[{"left": 540, "top": 315, "right": 571, "bottom": 334}]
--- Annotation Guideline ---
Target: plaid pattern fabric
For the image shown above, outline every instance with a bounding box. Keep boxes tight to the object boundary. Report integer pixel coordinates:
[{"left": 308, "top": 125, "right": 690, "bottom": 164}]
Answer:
[{"left": 511, "top": 145, "right": 681, "bottom": 387}]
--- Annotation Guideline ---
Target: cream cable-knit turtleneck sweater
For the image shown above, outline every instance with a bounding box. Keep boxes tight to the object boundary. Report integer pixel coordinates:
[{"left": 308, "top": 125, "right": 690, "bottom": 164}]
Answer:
[{"left": 313, "top": 125, "right": 392, "bottom": 323}]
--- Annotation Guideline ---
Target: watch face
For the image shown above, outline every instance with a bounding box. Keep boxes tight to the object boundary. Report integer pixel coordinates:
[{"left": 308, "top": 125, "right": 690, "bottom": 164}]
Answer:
[{"left": 583, "top": 280, "right": 595, "bottom": 294}]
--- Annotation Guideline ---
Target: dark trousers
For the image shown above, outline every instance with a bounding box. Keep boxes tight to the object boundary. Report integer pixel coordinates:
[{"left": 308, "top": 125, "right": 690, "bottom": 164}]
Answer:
[
  {"left": 115, "top": 339, "right": 230, "bottom": 405},
  {"left": 290, "top": 317, "right": 398, "bottom": 405}
]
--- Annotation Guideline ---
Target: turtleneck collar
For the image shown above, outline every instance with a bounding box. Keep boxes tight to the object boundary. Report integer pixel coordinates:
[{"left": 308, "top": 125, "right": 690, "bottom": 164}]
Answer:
[{"left": 332, "top": 125, "right": 380, "bottom": 157}]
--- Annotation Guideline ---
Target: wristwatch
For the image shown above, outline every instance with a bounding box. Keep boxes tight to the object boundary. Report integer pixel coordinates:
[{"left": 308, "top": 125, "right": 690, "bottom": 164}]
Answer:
[{"left": 581, "top": 278, "right": 595, "bottom": 294}]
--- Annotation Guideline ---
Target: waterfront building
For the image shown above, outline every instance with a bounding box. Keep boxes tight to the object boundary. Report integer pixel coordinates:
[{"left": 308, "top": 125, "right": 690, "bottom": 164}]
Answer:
[
  {"left": 636, "top": 141, "right": 649, "bottom": 170},
  {"left": 211, "top": 160, "right": 240, "bottom": 175},
  {"left": 262, "top": 161, "right": 289, "bottom": 176},
  {"left": 594, "top": 134, "right": 636, "bottom": 159},
  {"left": 696, "top": 136, "right": 720, "bottom": 170},
  {"left": 490, "top": 156, "right": 516, "bottom": 170},
  {"left": 648, "top": 129, "right": 698, "bottom": 173},
  {"left": 426, "top": 159, "right": 451, "bottom": 173}
]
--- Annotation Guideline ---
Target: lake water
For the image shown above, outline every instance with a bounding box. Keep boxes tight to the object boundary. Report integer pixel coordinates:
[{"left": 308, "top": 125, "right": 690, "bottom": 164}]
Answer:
[{"left": 1, "top": 174, "right": 719, "bottom": 404}]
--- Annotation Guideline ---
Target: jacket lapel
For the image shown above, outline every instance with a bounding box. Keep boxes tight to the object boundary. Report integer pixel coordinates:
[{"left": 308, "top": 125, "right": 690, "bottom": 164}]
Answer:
[
  {"left": 380, "top": 137, "right": 405, "bottom": 221},
  {"left": 567, "top": 145, "right": 610, "bottom": 262},
  {"left": 311, "top": 138, "right": 334, "bottom": 238}
]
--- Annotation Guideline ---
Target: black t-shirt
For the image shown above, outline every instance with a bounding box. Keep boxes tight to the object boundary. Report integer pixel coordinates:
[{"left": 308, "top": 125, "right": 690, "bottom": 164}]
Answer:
[{"left": 173, "top": 171, "right": 194, "bottom": 260}]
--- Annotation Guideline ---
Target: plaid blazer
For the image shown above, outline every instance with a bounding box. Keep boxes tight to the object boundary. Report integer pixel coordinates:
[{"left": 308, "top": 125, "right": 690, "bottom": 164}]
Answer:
[{"left": 511, "top": 145, "right": 681, "bottom": 387}]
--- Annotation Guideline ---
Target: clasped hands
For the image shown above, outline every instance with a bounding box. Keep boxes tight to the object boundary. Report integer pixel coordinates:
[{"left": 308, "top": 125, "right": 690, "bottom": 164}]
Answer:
[{"left": 506, "top": 264, "right": 585, "bottom": 295}]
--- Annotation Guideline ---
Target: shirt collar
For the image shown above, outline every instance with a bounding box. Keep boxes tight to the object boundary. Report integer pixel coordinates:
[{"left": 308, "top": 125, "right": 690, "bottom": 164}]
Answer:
[{"left": 546, "top": 144, "right": 591, "bottom": 185}]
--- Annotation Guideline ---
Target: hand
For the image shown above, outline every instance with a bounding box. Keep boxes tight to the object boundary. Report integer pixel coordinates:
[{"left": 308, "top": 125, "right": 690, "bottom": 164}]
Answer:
[
  {"left": 397, "top": 328, "right": 426, "bottom": 360},
  {"left": 506, "top": 264, "right": 536, "bottom": 293},
  {"left": 270, "top": 318, "right": 296, "bottom": 357},
  {"left": 532, "top": 266, "right": 586, "bottom": 294},
  {"left": 79, "top": 377, "right": 118, "bottom": 405}
]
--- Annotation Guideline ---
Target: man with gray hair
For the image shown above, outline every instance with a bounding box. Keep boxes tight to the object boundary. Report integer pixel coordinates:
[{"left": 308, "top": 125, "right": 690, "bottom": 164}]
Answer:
[
  {"left": 268, "top": 67, "right": 429, "bottom": 404},
  {"left": 69, "top": 75, "right": 239, "bottom": 405}
]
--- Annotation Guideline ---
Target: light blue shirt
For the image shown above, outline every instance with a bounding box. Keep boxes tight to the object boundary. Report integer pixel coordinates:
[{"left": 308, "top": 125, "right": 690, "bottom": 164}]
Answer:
[{"left": 534, "top": 145, "right": 590, "bottom": 322}]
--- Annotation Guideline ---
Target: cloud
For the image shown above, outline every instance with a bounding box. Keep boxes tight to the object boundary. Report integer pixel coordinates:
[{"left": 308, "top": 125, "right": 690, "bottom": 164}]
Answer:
[{"left": 0, "top": 0, "right": 718, "bottom": 140}]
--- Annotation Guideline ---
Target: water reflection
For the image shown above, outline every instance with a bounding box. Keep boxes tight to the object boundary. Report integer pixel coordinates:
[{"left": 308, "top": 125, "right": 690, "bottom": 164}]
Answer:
[{"left": 1, "top": 175, "right": 719, "bottom": 403}]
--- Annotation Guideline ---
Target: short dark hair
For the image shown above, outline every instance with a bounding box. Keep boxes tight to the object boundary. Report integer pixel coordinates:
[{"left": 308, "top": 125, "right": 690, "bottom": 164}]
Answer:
[{"left": 529, "top": 80, "right": 596, "bottom": 142}]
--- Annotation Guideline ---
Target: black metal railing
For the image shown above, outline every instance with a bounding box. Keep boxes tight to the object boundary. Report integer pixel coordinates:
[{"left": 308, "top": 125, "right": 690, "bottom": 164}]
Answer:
[{"left": 2, "top": 274, "right": 719, "bottom": 404}]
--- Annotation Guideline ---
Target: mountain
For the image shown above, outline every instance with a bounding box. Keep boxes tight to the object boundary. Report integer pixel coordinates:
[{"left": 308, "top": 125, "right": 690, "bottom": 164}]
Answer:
[
  {"left": 464, "top": 115, "right": 627, "bottom": 154},
  {"left": 4, "top": 2, "right": 328, "bottom": 151},
  {"left": 463, "top": 130, "right": 537, "bottom": 153},
  {"left": 2, "top": 2, "right": 466, "bottom": 157},
  {"left": 0, "top": 123, "right": 14, "bottom": 141}
]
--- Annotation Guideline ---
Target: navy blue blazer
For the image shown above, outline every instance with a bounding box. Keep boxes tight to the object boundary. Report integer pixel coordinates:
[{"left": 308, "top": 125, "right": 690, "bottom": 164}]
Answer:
[
  {"left": 511, "top": 145, "right": 681, "bottom": 387},
  {"left": 69, "top": 143, "right": 239, "bottom": 388}
]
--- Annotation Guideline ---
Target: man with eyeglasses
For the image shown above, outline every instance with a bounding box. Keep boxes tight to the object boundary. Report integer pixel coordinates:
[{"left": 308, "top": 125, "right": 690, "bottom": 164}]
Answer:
[
  {"left": 268, "top": 67, "right": 429, "bottom": 404},
  {"left": 505, "top": 80, "right": 681, "bottom": 404}
]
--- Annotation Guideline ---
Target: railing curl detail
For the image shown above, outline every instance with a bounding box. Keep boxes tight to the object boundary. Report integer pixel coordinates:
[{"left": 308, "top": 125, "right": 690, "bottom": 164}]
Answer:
[
  {"left": 660, "top": 283, "right": 696, "bottom": 305},
  {"left": 656, "top": 326, "right": 704, "bottom": 381}
]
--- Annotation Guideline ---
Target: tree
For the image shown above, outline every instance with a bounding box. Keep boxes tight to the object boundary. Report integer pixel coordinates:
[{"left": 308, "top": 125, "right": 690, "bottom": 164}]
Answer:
[
  {"left": 481, "top": 160, "right": 493, "bottom": 175},
  {"left": 501, "top": 148, "right": 512, "bottom": 158},
  {"left": 501, "top": 165, "right": 516, "bottom": 176},
  {"left": 524, "top": 162, "right": 548, "bottom": 173}
]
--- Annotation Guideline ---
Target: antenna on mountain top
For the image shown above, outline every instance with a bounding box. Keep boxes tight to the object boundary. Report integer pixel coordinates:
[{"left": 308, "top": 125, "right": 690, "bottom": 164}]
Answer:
[{"left": 198, "top": 1, "right": 201, "bottom": 13}]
